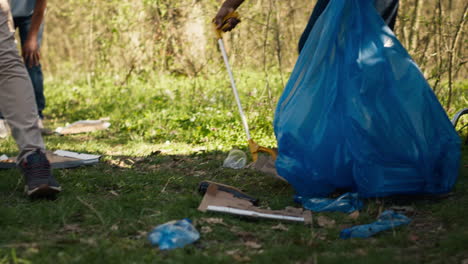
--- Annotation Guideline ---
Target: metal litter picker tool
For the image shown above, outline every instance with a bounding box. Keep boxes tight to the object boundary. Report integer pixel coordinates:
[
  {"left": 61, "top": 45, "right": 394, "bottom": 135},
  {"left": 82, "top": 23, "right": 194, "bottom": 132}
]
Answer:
[{"left": 214, "top": 13, "right": 277, "bottom": 162}]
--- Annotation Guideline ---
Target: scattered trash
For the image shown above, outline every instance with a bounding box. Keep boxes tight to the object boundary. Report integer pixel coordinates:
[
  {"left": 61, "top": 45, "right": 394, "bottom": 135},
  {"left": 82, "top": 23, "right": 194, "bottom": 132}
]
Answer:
[
  {"left": 223, "top": 149, "right": 247, "bottom": 169},
  {"left": 0, "top": 150, "right": 100, "bottom": 169},
  {"left": 198, "top": 181, "right": 259, "bottom": 206},
  {"left": 295, "top": 193, "right": 363, "bottom": 213},
  {"left": 55, "top": 119, "right": 111, "bottom": 135},
  {"left": 198, "top": 183, "right": 312, "bottom": 224},
  {"left": 148, "top": 218, "right": 200, "bottom": 250},
  {"left": 340, "top": 210, "right": 411, "bottom": 239},
  {"left": 246, "top": 153, "right": 286, "bottom": 182},
  {"left": 52, "top": 150, "right": 100, "bottom": 165}
]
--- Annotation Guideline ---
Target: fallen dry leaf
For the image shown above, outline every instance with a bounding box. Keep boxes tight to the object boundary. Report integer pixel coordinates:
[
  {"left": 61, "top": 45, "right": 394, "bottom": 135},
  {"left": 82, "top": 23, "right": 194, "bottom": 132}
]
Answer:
[
  {"left": 61, "top": 224, "right": 82, "bottom": 233},
  {"left": 133, "top": 230, "right": 148, "bottom": 240},
  {"left": 244, "top": 241, "right": 262, "bottom": 249},
  {"left": 271, "top": 223, "right": 289, "bottom": 231},
  {"left": 109, "top": 190, "right": 119, "bottom": 196},
  {"left": 202, "top": 218, "right": 226, "bottom": 225},
  {"left": 316, "top": 215, "right": 336, "bottom": 228},
  {"left": 201, "top": 226, "right": 212, "bottom": 234},
  {"left": 226, "top": 249, "right": 240, "bottom": 256},
  {"left": 232, "top": 229, "right": 256, "bottom": 241},
  {"left": 349, "top": 211, "right": 360, "bottom": 220}
]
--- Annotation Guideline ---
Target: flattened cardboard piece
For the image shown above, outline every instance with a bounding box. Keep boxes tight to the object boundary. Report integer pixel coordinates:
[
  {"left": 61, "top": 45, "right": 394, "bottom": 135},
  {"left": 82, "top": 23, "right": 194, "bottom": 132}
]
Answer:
[
  {"left": 55, "top": 120, "right": 111, "bottom": 135},
  {"left": 0, "top": 150, "right": 101, "bottom": 169},
  {"left": 198, "top": 181, "right": 259, "bottom": 206},
  {"left": 246, "top": 154, "right": 286, "bottom": 182},
  {"left": 198, "top": 184, "right": 312, "bottom": 224}
]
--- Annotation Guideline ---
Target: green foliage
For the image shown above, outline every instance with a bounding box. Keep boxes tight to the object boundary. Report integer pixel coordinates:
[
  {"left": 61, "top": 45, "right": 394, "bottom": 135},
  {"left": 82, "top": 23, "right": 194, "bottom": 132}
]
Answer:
[{"left": 46, "top": 71, "right": 281, "bottom": 150}]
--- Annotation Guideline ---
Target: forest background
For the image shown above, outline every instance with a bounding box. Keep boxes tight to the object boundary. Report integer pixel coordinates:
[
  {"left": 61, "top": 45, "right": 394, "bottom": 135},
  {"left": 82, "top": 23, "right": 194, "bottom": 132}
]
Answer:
[{"left": 0, "top": 1, "right": 467, "bottom": 263}]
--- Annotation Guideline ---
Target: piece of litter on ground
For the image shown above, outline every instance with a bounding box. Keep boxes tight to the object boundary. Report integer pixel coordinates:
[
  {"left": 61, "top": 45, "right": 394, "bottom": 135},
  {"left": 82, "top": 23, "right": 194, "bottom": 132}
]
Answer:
[
  {"left": 55, "top": 119, "right": 111, "bottom": 135},
  {"left": 340, "top": 210, "right": 411, "bottom": 239},
  {"left": 0, "top": 150, "right": 100, "bottom": 169},
  {"left": 295, "top": 192, "right": 363, "bottom": 213},
  {"left": 53, "top": 150, "right": 101, "bottom": 164},
  {"left": 198, "top": 184, "right": 312, "bottom": 224},
  {"left": 148, "top": 218, "right": 200, "bottom": 250},
  {"left": 223, "top": 149, "right": 247, "bottom": 169},
  {"left": 246, "top": 153, "right": 286, "bottom": 182}
]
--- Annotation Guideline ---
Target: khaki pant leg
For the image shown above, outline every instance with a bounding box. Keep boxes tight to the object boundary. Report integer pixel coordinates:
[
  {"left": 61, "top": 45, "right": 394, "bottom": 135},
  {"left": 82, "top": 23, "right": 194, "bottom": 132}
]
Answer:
[{"left": 0, "top": 0, "right": 44, "bottom": 162}]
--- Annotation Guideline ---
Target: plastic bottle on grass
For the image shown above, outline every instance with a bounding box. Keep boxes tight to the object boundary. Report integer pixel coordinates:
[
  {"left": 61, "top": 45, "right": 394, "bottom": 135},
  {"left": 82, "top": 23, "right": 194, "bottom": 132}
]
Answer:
[
  {"left": 148, "top": 218, "right": 200, "bottom": 250},
  {"left": 295, "top": 192, "right": 363, "bottom": 213},
  {"left": 340, "top": 210, "right": 411, "bottom": 239},
  {"left": 223, "top": 149, "right": 247, "bottom": 169}
]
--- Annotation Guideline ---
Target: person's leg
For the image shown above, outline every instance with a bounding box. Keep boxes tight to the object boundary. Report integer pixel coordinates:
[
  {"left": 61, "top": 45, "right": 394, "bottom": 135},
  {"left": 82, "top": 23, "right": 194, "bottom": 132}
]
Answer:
[
  {"left": 373, "top": 0, "right": 399, "bottom": 31},
  {"left": 14, "top": 16, "right": 45, "bottom": 119},
  {"left": 0, "top": 0, "right": 60, "bottom": 198},
  {"left": 297, "top": 0, "right": 330, "bottom": 53}
]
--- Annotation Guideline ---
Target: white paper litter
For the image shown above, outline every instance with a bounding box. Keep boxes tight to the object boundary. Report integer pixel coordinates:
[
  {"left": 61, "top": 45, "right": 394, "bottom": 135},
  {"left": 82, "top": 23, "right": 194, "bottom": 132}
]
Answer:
[
  {"left": 55, "top": 120, "right": 111, "bottom": 134},
  {"left": 53, "top": 150, "right": 101, "bottom": 163}
]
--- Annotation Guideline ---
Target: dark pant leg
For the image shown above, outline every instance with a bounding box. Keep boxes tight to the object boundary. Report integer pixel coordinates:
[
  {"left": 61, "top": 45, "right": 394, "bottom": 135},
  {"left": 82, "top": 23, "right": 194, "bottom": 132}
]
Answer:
[
  {"left": 297, "top": 0, "right": 330, "bottom": 54},
  {"left": 26, "top": 64, "right": 45, "bottom": 118},
  {"left": 13, "top": 16, "right": 45, "bottom": 119},
  {"left": 298, "top": 0, "right": 400, "bottom": 53},
  {"left": 373, "top": 0, "right": 399, "bottom": 31}
]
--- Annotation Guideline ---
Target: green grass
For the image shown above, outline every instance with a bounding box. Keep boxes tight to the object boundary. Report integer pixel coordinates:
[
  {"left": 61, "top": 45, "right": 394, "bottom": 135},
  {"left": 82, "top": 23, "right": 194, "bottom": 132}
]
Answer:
[{"left": 0, "top": 72, "right": 467, "bottom": 264}]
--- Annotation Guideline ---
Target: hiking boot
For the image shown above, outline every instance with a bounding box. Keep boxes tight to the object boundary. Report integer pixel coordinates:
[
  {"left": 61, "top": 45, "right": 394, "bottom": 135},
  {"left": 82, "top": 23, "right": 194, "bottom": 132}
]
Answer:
[{"left": 19, "top": 150, "right": 62, "bottom": 199}]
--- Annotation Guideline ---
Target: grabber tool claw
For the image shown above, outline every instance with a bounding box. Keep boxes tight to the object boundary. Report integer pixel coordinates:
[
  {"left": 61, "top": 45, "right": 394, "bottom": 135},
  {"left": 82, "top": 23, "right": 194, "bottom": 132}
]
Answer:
[{"left": 214, "top": 12, "right": 277, "bottom": 162}]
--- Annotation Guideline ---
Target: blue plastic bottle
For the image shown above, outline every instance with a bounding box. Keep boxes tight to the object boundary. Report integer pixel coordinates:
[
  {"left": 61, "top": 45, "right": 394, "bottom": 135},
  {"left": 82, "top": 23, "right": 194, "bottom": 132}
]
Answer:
[
  {"left": 148, "top": 218, "right": 200, "bottom": 250},
  {"left": 340, "top": 210, "right": 411, "bottom": 239}
]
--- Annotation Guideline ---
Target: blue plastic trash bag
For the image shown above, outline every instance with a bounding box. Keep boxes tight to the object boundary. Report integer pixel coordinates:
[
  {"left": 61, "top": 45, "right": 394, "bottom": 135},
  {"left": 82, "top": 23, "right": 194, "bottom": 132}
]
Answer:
[
  {"left": 148, "top": 218, "right": 200, "bottom": 250},
  {"left": 295, "top": 192, "right": 363, "bottom": 213},
  {"left": 340, "top": 210, "right": 411, "bottom": 239},
  {"left": 274, "top": 0, "right": 461, "bottom": 198}
]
